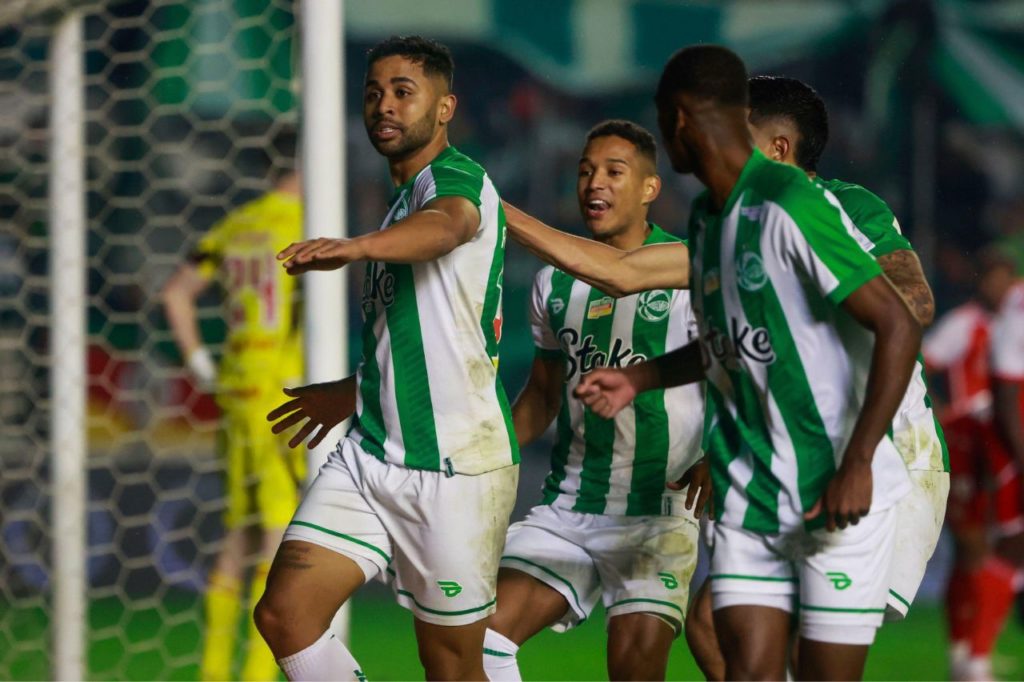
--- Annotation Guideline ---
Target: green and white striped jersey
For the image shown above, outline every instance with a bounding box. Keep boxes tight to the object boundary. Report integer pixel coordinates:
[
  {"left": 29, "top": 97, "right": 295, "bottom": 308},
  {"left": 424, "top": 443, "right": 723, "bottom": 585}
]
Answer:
[
  {"left": 531, "top": 224, "right": 705, "bottom": 516},
  {"left": 351, "top": 146, "right": 519, "bottom": 475},
  {"left": 691, "top": 151, "right": 911, "bottom": 534},
  {"left": 819, "top": 178, "right": 949, "bottom": 473}
]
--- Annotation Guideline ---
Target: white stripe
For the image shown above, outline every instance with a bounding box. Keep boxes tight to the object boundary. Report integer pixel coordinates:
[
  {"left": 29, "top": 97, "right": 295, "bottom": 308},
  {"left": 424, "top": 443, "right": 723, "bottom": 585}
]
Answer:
[{"left": 664, "top": 290, "right": 705, "bottom": 485}]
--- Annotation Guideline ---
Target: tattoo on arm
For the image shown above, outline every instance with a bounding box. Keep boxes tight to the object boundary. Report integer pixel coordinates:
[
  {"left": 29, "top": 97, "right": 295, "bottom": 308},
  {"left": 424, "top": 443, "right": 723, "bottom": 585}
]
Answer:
[
  {"left": 276, "top": 543, "right": 315, "bottom": 571},
  {"left": 877, "top": 250, "right": 935, "bottom": 327}
]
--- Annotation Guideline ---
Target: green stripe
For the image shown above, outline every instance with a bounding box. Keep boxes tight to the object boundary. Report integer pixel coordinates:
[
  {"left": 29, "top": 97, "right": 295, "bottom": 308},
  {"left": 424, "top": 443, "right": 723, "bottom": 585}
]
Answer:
[
  {"left": 483, "top": 648, "right": 512, "bottom": 658},
  {"left": 608, "top": 597, "right": 684, "bottom": 618},
  {"left": 799, "top": 603, "right": 885, "bottom": 614},
  {"left": 288, "top": 521, "right": 391, "bottom": 564},
  {"left": 573, "top": 285, "right": 618, "bottom": 514},
  {"left": 542, "top": 271, "right": 576, "bottom": 505},
  {"left": 386, "top": 263, "right": 441, "bottom": 470},
  {"left": 888, "top": 589, "right": 911, "bottom": 610},
  {"left": 710, "top": 573, "right": 797, "bottom": 583},
  {"left": 355, "top": 263, "right": 388, "bottom": 461},
  {"left": 395, "top": 590, "right": 496, "bottom": 617},
  {"left": 501, "top": 555, "right": 586, "bottom": 618}
]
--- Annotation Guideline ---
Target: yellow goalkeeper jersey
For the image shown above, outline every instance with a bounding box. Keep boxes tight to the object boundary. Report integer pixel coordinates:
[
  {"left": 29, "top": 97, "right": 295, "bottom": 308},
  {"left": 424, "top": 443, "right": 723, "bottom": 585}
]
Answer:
[{"left": 194, "top": 190, "right": 302, "bottom": 394}]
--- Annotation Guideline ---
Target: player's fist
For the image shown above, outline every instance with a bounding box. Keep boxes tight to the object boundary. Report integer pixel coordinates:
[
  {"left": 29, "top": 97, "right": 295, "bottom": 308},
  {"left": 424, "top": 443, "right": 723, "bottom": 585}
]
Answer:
[
  {"left": 277, "top": 237, "right": 364, "bottom": 274},
  {"left": 574, "top": 367, "right": 638, "bottom": 419}
]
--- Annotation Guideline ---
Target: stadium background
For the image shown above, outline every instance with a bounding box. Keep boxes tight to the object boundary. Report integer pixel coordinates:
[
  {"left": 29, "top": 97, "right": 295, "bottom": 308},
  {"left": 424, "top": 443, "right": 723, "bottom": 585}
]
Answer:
[{"left": 1, "top": 0, "right": 1023, "bottom": 679}]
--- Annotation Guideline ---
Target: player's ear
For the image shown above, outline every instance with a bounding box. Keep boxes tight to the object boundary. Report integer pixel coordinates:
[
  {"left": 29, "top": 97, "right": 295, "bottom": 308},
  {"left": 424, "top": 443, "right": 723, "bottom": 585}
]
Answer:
[
  {"left": 642, "top": 174, "right": 662, "bottom": 205},
  {"left": 770, "top": 135, "right": 790, "bottom": 163},
  {"left": 438, "top": 93, "right": 457, "bottom": 124}
]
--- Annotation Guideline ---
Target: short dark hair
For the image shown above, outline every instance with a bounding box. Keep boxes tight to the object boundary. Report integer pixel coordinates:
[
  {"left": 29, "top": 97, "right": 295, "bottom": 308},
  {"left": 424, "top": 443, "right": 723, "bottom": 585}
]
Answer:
[
  {"left": 366, "top": 35, "right": 454, "bottom": 91},
  {"left": 655, "top": 44, "right": 748, "bottom": 108},
  {"left": 748, "top": 75, "right": 829, "bottom": 172},
  {"left": 586, "top": 119, "right": 657, "bottom": 169}
]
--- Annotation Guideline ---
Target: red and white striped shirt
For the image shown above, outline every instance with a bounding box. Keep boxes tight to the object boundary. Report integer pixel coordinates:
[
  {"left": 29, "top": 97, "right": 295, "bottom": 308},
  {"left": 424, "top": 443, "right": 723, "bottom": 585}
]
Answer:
[{"left": 923, "top": 301, "right": 992, "bottom": 420}]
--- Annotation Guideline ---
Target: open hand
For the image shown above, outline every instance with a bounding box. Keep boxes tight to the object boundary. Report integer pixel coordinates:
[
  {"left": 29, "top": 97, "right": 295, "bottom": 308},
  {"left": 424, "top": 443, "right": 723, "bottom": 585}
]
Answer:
[
  {"left": 574, "top": 367, "right": 638, "bottom": 419},
  {"left": 277, "top": 238, "right": 363, "bottom": 274},
  {"left": 267, "top": 378, "right": 356, "bottom": 449},
  {"left": 803, "top": 458, "right": 873, "bottom": 532}
]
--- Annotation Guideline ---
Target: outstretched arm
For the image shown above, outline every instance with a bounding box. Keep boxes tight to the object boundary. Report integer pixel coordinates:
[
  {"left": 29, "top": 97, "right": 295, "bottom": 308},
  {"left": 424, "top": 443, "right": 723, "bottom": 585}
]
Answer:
[
  {"left": 806, "top": 275, "right": 921, "bottom": 531},
  {"left": 877, "top": 249, "right": 935, "bottom": 327},
  {"left": 278, "top": 196, "right": 480, "bottom": 274},
  {"left": 503, "top": 201, "right": 689, "bottom": 297},
  {"left": 574, "top": 341, "right": 704, "bottom": 419}
]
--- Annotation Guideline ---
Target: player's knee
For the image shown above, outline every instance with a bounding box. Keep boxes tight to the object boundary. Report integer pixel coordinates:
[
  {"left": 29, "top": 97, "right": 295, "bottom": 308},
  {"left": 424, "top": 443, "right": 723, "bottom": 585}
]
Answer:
[
  {"left": 417, "top": 641, "right": 478, "bottom": 681},
  {"left": 607, "top": 614, "right": 673, "bottom": 680},
  {"left": 253, "top": 589, "right": 324, "bottom": 657}
]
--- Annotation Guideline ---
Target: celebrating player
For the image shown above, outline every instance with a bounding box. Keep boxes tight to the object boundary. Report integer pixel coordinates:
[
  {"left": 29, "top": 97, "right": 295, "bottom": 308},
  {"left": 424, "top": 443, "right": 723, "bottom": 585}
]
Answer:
[
  {"left": 161, "top": 128, "right": 302, "bottom": 682},
  {"left": 683, "top": 75, "right": 950, "bottom": 680},
  {"left": 256, "top": 36, "right": 518, "bottom": 681},
  {"left": 504, "top": 45, "right": 920, "bottom": 680},
  {"left": 481, "top": 120, "right": 707, "bottom": 682}
]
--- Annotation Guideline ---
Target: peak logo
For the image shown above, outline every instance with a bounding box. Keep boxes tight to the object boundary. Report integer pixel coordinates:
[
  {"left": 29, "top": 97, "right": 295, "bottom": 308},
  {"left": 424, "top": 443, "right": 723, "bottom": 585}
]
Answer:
[{"left": 706, "top": 317, "right": 775, "bottom": 366}]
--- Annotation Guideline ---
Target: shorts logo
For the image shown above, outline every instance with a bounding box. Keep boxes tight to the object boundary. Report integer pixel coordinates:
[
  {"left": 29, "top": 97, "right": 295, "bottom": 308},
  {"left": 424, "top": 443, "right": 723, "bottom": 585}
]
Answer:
[
  {"left": 354, "top": 669, "right": 368, "bottom": 682},
  {"left": 826, "top": 571, "right": 852, "bottom": 591},
  {"left": 587, "top": 296, "right": 614, "bottom": 319},
  {"left": 736, "top": 251, "right": 767, "bottom": 292},
  {"left": 437, "top": 580, "right": 463, "bottom": 598},
  {"left": 658, "top": 572, "right": 679, "bottom": 589},
  {"left": 638, "top": 290, "right": 672, "bottom": 322},
  {"left": 550, "top": 297, "right": 565, "bottom": 314}
]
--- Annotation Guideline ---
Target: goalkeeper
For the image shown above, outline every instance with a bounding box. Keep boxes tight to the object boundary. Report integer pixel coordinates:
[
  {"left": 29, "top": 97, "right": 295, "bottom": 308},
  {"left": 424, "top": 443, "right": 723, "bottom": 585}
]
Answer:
[{"left": 161, "top": 127, "right": 303, "bottom": 681}]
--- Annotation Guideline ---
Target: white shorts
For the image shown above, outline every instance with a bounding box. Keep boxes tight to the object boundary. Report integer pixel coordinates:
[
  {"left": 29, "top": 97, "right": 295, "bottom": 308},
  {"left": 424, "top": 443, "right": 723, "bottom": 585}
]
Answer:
[
  {"left": 499, "top": 491, "right": 700, "bottom": 634},
  {"left": 885, "top": 469, "right": 949, "bottom": 620},
  {"left": 709, "top": 507, "right": 897, "bottom": 646},
  {"left": 283, "top": 438, "right": 519, "bottom": 626}
]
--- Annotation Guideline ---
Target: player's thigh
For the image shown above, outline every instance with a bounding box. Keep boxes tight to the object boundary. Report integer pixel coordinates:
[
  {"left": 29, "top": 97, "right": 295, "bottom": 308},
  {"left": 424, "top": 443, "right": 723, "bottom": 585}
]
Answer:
[
  {"left": 592, "top": 512, "right": 700, "bottom": 634},
  {"left": 497, "top": 505, "right": 601, "bottom": 636},
  {"left": 800, "top": 507, "right": 897, "bottom": 649},
  {"left": 491, "top": 567, "right": 575, "bottom": 644},
  {"left": 606, "top": 612, "right": 675, "bottom": 681},
  {"left": 713, "top": 605, "right": 791, "bottom": 680},
  {"left": 413, "top": 616, "right": 489, "bottom": 680},
  {"left": 796, "top": 637, "right": 869, "bottom": 681},
  {"left": 380, "top": 463, "right": 519, "bottom": 626},
  {"left": 885, "top": 470, "right": 949, "bottom": 620},
  {"left": 218, "top": 407, "right": 253, "bottom": 530}
]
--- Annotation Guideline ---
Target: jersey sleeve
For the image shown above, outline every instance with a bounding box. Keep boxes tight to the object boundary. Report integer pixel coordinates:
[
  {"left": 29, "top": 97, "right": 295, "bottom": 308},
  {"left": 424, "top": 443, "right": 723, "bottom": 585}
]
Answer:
[
  {"left": 530, "top": 267, "right": 561, "bottom": 359},
  {"left": 191, "top": 219, "right": 227, "bottom": 279},
  {"left": 771, "top": 185, "right": 883, "bottom": 305},
  {"left": 415, "top": 160, "right": 486, "bottom": 208},
  {"left": 831, "top": 184, "right": 912, "bottom": 258},
  {"left": 991, "top": 296, "right": 1024, "bottom": 381}
]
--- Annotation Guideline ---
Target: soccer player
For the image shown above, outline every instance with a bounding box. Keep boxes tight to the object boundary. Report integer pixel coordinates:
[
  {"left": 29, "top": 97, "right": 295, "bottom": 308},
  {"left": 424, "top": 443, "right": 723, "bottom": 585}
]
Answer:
[
  {"left": 504, "top": 45, "right": 920, "bottom": 680},
  {"left": 255, "top": 36, "right": 518, "bottom": 681},
  {"left": 481, "top": 120, "right": 707, "bottom": 682},
  {"left": 682, "top": 75, "right": 950, "bottom": 680},
  {"left": 927, "top": 248, "right": 1024, "bottom": 681},
  {"left": 161, "top": 128, "right": 302, "bottom": 681}
]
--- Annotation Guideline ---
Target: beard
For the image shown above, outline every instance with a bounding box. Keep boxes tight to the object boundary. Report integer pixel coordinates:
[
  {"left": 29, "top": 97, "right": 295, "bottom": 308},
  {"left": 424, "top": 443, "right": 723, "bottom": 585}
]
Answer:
[{"left": 367, "top": 108, "right": 437, "bottom": 160}]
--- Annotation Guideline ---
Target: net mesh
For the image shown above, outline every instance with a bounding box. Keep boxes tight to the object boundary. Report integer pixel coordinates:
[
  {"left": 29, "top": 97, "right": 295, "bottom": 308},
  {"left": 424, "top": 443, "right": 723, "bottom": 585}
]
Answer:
[{"left": 0, "top": 1, "right": 298, "bottom": 678}]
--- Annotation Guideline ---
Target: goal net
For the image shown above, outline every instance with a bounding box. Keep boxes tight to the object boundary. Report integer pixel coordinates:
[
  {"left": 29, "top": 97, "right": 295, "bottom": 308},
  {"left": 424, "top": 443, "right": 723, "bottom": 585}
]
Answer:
[{"left": 0, "top": 1, "right": 299, "bottom": 678}]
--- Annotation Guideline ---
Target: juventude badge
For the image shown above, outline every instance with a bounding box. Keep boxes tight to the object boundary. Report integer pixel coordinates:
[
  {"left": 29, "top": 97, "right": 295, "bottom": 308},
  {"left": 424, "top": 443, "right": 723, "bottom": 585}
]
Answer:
[
  {"left": 638, "top": 290, "right": 671, "bottom": 322},
  {"left": 736, "top": 251, "right": 767, "bottom": 292}
]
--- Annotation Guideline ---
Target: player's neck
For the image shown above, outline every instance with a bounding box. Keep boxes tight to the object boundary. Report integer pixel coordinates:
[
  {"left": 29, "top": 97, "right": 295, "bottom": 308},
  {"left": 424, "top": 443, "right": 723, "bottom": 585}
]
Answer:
[
  {"left": 693, "top": 119, "right": 754, "bottom": 211},
  {"left": 598, "top": 219, "right": 651, "bottom": 251},
  {"left": 388, "top": 133, "right": 450, "bottom": 186}
]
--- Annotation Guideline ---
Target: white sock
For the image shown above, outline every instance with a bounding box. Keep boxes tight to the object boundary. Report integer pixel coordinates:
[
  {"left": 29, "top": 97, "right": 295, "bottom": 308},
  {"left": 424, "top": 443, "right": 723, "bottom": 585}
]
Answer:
[
  {"left": 278, "top": 629, "right": 366, "bottom": 682},
  {"left": 483, "top": 628, "right": 521, "bottom": 682}
]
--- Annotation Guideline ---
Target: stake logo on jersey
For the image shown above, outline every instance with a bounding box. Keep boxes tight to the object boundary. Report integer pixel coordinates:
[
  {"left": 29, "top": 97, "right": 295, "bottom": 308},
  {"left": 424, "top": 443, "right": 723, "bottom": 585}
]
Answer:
[
  {"left": 530, "top": 223, "right": 705, "bottom": 516},
  {"left": 351, "top": 146, "right": 518, "bottom": 475},
  {"left": 704, "top": 318, "right": 776, "bottom": 368},
  {"left": 689, "top": 150, "right": 911, "bottom": 534},
  {"left": 638, "top": 289, "right": 672, "bottom": 322}
]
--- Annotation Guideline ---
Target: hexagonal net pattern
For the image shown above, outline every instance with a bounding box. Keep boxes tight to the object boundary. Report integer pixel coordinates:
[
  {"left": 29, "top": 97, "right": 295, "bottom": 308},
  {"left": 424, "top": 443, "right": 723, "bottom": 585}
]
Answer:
[{"left": 0, "top": 1, "right": 298, "bottom": 678}]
